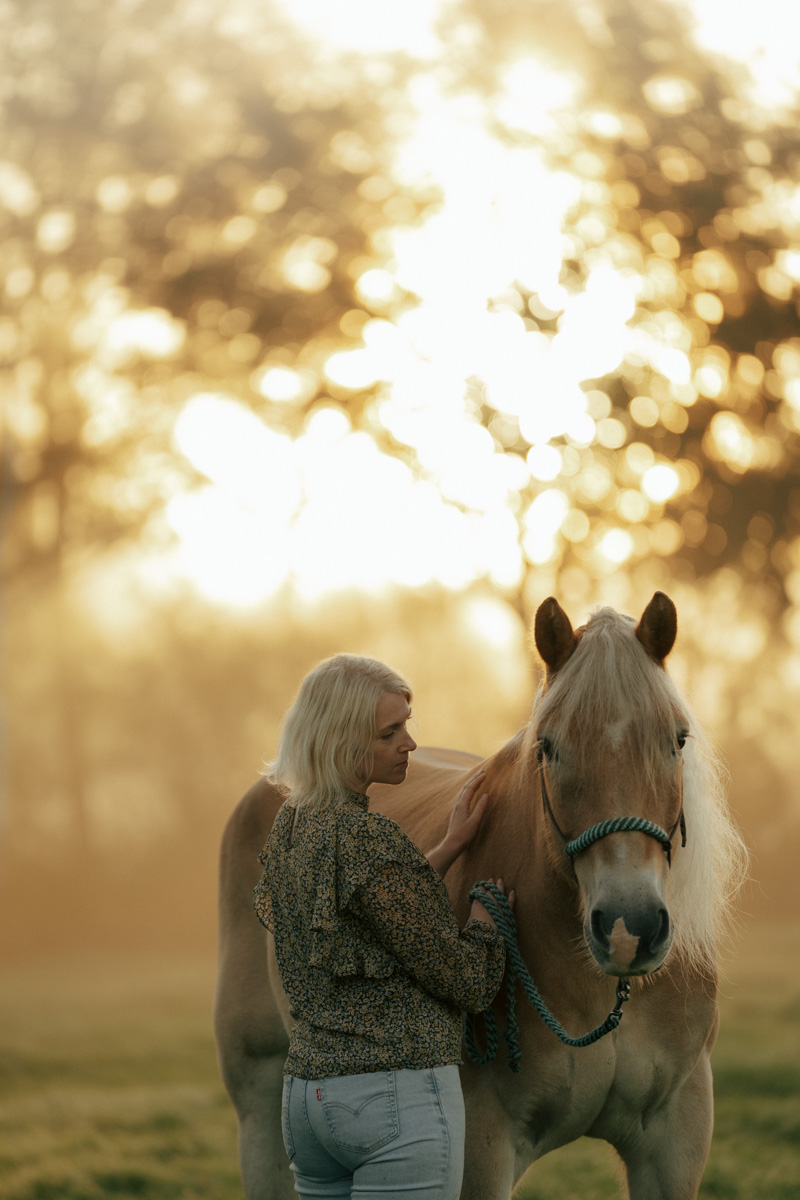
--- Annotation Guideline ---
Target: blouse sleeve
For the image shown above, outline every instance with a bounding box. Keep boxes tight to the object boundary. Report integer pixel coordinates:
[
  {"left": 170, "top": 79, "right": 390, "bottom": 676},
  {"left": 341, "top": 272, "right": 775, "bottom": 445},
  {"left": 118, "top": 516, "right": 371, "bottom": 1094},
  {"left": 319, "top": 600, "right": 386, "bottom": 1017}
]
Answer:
[
  {"left": 253, "top": 802, "right": 295, "bottom": 933},
  {"left": 253, "top": 845, "right": 274, "bottom": 931},
  {"left": 345, "top": 844, "right": 506, "bottom": 1014}
]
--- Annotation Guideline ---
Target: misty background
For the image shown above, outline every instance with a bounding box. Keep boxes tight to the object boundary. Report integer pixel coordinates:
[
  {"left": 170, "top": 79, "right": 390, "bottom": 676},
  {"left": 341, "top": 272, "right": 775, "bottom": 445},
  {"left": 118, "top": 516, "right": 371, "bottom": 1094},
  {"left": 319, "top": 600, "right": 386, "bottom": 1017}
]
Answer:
[{"left": 2, "top": 0, "right": 800, "bottom": 964}]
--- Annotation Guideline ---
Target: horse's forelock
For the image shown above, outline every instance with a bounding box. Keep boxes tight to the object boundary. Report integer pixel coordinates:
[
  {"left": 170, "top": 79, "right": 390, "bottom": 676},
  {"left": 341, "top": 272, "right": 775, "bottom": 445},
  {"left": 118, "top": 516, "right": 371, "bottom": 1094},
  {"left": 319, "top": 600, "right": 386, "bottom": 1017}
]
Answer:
[{"left": 534, "top": 608, "right": 687, "bottom": 761}]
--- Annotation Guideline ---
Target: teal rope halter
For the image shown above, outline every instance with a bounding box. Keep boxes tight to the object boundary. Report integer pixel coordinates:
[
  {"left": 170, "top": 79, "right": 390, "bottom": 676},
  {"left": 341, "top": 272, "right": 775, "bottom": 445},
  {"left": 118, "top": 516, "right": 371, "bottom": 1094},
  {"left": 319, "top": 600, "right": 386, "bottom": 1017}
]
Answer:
[
  {"left": 540, "top": 762, "right": 687, "bottom": 868},
  {"left": 565, "top": 815, "right": 673, "bottom": 858},
  {"left": 465, "top": 881, "right": 631, "bottom": 1073}
]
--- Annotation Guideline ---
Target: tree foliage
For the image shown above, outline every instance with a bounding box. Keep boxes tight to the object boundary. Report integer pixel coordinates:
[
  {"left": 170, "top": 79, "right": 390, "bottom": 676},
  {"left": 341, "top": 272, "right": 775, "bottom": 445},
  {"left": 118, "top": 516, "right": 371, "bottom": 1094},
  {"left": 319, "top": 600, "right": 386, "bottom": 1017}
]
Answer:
[
  {"left": 3, "top": 0, "right": 800, "bottom": 611},
  {"left": 2, "top": 0, "right": 411, "bottom": 584}
]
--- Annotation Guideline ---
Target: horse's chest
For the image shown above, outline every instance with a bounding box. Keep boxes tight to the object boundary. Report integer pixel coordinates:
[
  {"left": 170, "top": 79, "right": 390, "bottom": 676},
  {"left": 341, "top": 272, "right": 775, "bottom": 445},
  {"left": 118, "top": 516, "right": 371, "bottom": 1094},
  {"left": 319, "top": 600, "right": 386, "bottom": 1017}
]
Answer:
[
  {"left": 607, "top": 1040, "right": 677, "bottom": 1111},
  {"left": 494, "top": 1043, "right": 620, "bottom": 1156},
  {"left": 590, "top": 1006, "right": 715, "bottom": 1140},
  {"left": 497, "top": 1012, "right": 710, "bottom": 1158}
]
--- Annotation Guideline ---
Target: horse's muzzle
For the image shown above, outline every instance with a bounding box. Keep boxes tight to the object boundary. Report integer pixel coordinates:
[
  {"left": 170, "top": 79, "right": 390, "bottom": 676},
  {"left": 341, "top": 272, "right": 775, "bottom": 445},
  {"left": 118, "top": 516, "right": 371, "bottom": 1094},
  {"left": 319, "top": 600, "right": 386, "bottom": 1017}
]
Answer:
[{"left": 586, "top": 903, "right": 673, "bottom": 976}]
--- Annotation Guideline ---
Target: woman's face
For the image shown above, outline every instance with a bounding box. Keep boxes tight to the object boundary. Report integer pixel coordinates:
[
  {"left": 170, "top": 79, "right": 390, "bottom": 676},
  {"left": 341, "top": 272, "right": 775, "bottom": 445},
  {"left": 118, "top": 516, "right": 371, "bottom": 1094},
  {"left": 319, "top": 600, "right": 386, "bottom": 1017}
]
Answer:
[{"left": 358, "top": 690, "right": 417, "bottom": 790}]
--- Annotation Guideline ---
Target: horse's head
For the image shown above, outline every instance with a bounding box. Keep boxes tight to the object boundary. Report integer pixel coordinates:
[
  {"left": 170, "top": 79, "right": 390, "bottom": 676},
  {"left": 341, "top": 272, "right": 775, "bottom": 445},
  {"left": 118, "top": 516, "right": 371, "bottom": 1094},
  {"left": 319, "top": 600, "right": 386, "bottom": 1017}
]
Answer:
[{"left": 533, "top": 593, "right": 688, "bottom": 978}]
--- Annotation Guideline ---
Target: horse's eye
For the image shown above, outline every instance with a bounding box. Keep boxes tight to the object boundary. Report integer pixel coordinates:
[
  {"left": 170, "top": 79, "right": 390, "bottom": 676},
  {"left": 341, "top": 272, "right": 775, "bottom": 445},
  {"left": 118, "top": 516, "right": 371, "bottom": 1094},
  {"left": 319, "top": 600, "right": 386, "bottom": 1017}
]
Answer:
[
  {"left": 537, "top": 737, "right": 554, "bottom": 763},
  {"left": 676, "top": 730, "right": 688, "bottom": 751}
]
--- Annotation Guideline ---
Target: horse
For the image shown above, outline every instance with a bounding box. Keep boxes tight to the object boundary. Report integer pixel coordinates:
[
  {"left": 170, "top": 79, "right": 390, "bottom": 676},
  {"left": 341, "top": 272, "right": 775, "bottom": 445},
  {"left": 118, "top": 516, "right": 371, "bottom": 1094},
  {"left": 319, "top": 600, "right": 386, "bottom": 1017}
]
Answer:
[{"left": 213, "top": 592, "right": 747, "bottom": 1199}]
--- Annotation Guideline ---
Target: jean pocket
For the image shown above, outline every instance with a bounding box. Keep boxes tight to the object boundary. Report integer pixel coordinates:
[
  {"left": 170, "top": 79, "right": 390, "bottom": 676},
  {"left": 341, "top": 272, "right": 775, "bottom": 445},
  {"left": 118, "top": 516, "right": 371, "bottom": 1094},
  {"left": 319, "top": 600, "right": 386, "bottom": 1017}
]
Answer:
[
  {"left": 322, "top": 1072, "right": 399, "bottom": 1154},
  {"left": 281, "top": 1076, "right": 296, "bottom": 1162}
]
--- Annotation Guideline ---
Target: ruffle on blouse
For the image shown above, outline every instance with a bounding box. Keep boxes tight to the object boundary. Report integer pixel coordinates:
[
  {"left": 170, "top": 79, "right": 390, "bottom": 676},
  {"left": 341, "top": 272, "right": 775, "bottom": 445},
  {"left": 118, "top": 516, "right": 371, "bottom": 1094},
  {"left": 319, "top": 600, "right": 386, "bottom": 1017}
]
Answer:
[
  {"left": 339, "top": 811, "right": 432, "bottom": 901},
  {"left": 308, "top": 811, "right": 432, "bottom": 980},
  {"left": 252, "top": 800, "right": 436, "bottom": 979},
  {"left": 308, "top": 882, "right": 394, "bottom": 979}
]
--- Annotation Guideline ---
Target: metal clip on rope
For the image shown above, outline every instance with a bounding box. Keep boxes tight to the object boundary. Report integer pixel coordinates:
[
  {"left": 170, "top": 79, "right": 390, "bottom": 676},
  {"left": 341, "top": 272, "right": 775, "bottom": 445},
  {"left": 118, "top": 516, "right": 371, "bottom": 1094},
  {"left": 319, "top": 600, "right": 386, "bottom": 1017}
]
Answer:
[{"left": 465, "top": 880, "right": 632, "bottom": 1074}]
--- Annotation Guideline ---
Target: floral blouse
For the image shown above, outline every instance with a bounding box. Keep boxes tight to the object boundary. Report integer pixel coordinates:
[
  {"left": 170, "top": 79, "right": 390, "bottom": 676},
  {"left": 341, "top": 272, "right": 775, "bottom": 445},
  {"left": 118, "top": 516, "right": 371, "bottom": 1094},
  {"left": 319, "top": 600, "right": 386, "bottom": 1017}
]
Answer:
[{"left": 254, "top": 791, "right": 506, "bottom": 1079}]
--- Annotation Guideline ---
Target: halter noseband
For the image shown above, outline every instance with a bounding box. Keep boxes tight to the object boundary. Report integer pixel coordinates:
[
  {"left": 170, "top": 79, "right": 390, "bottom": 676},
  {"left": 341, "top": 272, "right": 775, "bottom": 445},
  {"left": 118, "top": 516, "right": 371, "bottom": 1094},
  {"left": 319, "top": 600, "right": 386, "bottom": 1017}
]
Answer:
[{"left": 539, "top": 765, "right": 687, "bottom": 867}]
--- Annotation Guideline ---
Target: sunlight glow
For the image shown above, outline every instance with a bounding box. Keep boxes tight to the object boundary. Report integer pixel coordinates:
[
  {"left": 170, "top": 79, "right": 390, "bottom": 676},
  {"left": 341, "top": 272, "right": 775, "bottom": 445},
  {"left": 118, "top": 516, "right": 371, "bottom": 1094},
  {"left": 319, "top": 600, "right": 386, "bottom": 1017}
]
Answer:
[
  {"left": 324, "top": 348, "right": 383, "bottom": 390},
  {"left": 169, "top": 392, "right": 524, "bottom": 604},
  {"left": 356, "top": 269, "right": 397, "bottom": 305},
  {"left": 527, "top": 444, "right": 562, "bottom": 483},
  {"left": 150, "top": 0, "right": 800, "bottom": 608},
  {"left": 174, "top": 394, "right": 301, "bottom": 518},
  {"left": 642, "top": 74, "right": 702, "bottom": 116},
  {"left": 703, "top": 412, "right": 756, "bottom": 472},
  {"left": 598, "top": 528, "right": 635, "bottom": 566},
  {"left": 167, "top": 487, "right": 292, "bottom": 607},
  {"left": 686, "top": 0, "right": 800, "bottom": 112},
  {"left": 274, "top": 0, "right": 449, "bottom": 56},
  {"left": 107, "top": 308, "right": 186, "bottom": 361},
  {"left": 497, "top": 58, "right": 582, "bottom": 135},
  {"left": 522, "top": 489, "right": 569, "bottom": 564},
  {"left": 642, "top": 464, "right": 681, "bottom": 503},
  {"left": 255, "top": 365, "right": 317, "bottom": 405},
  {"left": 461, "top": 594, "right": 525, "bottom": 652},
  {"left": 37, "top": 209, "right": 76, "bottom": 253}
]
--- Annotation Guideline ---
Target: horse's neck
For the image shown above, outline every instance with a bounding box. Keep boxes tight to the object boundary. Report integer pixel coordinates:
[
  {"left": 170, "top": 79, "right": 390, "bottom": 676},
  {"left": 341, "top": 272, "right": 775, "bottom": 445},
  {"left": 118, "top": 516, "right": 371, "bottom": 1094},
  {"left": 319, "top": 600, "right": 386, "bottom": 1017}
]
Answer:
[{"left": 454, "top": 755, "right": 584, "bottom": 966}]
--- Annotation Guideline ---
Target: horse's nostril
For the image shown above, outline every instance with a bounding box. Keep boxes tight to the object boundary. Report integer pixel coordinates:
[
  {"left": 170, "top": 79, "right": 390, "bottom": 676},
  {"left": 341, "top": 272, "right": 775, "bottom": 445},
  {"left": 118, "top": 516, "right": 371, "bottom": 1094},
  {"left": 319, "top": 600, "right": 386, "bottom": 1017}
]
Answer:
[
  {"left": 649, "top": 908, "right": 670, "bottom": 953},
  {"left": 591, "top": 909, "right": 611, "bottom": 945}
]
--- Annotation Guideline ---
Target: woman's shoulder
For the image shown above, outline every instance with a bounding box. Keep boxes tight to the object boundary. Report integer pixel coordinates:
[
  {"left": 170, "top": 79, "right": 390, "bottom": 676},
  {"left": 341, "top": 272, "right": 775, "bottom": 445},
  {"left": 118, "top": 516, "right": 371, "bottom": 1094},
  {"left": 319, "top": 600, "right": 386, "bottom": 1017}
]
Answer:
[
  {"left": 339, "top": 806, "right": 427, "bottom": 870},
  {"left": 335, "top": 809, "right": 431, "bottom": 912}
]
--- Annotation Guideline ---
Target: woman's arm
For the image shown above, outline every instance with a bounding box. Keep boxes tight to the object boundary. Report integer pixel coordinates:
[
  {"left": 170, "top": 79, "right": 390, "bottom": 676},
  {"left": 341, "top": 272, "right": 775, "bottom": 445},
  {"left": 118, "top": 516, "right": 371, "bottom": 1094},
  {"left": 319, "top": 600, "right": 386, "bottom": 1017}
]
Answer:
[
  {"left": 425, "top": 773, "right": 515, "bottom": 926},
  {"left": 425, "top": 772, "right": 490, "bottom": 878},
  {"left": 349, "top": 858, "right": 512, "bottom": 1012}
]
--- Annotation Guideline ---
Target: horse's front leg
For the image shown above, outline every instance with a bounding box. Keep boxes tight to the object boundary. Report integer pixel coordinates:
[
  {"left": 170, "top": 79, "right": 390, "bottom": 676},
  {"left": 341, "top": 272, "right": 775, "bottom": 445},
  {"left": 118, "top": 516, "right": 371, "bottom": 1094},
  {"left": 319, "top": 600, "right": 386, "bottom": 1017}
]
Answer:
[{"left": 615, "top": 1053, "right": 714, "bottom": 1200}]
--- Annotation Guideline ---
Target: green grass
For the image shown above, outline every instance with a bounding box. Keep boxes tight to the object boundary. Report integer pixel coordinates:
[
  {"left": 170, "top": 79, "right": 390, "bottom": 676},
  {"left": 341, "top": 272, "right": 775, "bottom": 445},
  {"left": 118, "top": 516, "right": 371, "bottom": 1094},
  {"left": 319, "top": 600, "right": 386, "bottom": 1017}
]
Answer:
[
  {"left": 0, "top": 957, "right": 240, "bottom": 1200},
  {"left": 1, "top": 922, "right": 798, "bottom": 1199}
]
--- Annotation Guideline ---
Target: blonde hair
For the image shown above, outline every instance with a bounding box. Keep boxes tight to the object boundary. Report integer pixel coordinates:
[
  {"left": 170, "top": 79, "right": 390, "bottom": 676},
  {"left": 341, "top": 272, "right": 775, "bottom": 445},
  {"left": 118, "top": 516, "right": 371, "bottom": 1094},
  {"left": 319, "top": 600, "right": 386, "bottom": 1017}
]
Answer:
[{"left": 265, "top": 654, "right": 412, "bottom": 810}]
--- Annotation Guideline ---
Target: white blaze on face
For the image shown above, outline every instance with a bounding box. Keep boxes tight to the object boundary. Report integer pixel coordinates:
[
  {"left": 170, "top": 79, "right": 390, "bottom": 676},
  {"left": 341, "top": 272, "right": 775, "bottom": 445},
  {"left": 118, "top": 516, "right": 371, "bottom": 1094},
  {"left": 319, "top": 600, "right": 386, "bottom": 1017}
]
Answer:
[
  {"left": 606, "top": 716, "right": 632, "bottom": 750},
  {"left": 608, "top": 917, "right": 640, "bottom": 970}
]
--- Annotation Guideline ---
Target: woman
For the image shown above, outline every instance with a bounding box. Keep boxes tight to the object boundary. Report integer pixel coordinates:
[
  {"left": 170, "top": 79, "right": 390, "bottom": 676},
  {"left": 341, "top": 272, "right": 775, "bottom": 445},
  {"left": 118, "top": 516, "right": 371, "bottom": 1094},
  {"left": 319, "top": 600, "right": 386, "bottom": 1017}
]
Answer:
[{"left": 253, "top": 653, "right": 512, "bottom": 1200}]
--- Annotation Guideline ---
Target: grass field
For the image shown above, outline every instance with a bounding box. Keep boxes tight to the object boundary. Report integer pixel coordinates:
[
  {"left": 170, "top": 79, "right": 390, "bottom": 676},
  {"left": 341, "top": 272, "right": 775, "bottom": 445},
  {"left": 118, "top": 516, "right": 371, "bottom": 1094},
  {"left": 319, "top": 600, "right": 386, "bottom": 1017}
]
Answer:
[{"left": 1, "top": 921, "right": 798, "bottom": 1199}]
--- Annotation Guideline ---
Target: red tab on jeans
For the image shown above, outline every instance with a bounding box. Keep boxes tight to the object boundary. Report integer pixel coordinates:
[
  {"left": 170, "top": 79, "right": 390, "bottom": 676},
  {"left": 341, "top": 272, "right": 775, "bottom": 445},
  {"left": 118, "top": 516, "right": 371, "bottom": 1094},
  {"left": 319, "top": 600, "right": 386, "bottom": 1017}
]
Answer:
[{"left": 316, "top": 1088, "right": 322, "bottom": 1101}]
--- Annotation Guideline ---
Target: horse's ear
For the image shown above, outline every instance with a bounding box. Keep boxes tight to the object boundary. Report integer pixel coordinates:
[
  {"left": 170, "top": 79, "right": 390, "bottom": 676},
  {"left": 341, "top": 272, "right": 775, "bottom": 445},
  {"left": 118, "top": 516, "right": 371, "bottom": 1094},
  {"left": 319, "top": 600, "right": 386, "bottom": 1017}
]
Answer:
[
  {"left": 534, "top": 597, "right": 578, "bottom": 675},
  {"left": 636, "top": 591, "right": 677, "bottom": 664}
]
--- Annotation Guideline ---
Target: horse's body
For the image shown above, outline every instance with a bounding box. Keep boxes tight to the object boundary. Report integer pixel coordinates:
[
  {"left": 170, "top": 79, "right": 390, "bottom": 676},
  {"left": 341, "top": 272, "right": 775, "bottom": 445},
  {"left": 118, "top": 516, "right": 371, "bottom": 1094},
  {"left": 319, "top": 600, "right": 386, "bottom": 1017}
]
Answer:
[{"left": 214, "top": 595, "right": 746, "bottom": 1199}]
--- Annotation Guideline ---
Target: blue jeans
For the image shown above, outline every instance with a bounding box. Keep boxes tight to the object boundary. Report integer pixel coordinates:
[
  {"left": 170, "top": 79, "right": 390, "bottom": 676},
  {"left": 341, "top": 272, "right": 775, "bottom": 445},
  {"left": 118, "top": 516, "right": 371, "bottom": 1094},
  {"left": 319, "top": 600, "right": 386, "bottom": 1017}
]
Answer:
[{"left": 281, "top": 1066, "right": 465, "bottom": 1199}]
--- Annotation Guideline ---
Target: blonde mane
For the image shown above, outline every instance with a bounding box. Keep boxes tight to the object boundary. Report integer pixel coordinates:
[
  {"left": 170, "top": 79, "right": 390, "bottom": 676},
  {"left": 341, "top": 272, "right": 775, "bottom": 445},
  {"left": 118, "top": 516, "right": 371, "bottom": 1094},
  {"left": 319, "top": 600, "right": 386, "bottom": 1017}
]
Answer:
[{"left": 525, "top": 606, "right": 748, "bottom": 973}]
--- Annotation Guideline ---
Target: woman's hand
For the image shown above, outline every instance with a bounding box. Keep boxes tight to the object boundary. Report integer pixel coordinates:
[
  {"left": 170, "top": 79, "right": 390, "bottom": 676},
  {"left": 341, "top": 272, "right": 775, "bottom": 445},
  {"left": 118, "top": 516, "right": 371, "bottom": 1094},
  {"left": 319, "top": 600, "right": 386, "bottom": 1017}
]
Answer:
[
  {"left": 469, "top": 876, "right": 515, "bottom": 928},
  {"left": 426, "top": 772, "right": 491, "bottom": 878}
]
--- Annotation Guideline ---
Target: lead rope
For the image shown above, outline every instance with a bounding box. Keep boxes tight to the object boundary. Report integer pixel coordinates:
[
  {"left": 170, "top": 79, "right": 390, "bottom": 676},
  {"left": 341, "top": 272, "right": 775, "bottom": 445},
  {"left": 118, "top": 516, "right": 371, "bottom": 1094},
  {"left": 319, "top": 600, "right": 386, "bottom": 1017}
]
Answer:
[{"left": 465, "top": 880, "right": 631, "bottom": 1074}]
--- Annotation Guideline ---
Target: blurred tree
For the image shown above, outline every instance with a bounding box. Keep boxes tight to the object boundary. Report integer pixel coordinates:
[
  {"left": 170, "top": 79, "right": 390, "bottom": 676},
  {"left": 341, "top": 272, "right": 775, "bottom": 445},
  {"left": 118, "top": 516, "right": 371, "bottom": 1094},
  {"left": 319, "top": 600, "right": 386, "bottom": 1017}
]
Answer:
[
  {"left": 0, "top": 0, "right": 420, "bottom": 868},
  {"left": 1, "top": 0, "right": 415, "bottom": 589},
  {"left": 434, "top": 0, "right": 800, "bottom": 614},
  {"left": 3, "top": 0, "right": 800, "bottom": 615}
]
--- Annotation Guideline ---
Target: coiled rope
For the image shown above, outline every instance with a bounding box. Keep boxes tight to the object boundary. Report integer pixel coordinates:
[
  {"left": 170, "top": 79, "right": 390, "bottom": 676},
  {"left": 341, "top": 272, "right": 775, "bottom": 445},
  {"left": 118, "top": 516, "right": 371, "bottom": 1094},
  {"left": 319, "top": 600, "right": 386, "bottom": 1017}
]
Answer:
[{"left": 465, "top": 880, "right": 632, "bottom": 1074}]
